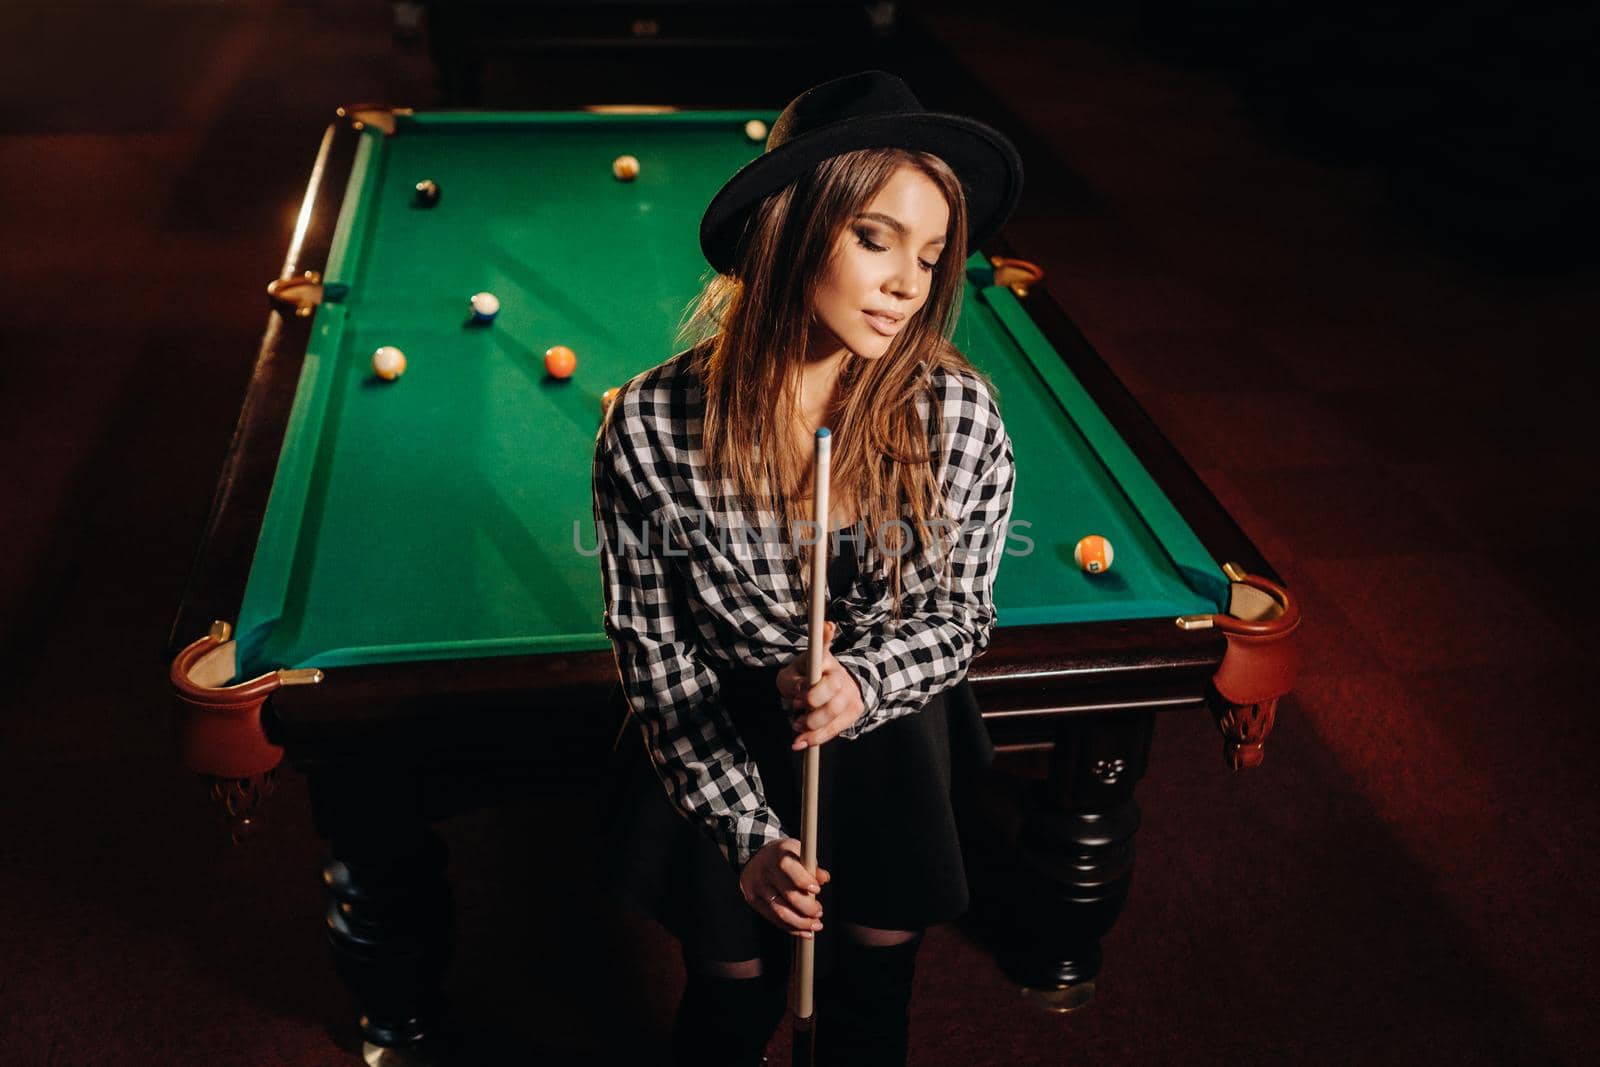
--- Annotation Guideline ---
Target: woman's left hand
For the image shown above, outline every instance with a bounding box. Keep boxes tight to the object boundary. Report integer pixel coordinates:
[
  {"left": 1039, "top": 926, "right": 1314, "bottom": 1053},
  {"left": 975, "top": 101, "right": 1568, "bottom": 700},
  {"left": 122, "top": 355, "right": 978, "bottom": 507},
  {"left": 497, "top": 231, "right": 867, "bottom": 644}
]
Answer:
[{"left": 776, "top": 621, "right": 865, "bottom": 750}]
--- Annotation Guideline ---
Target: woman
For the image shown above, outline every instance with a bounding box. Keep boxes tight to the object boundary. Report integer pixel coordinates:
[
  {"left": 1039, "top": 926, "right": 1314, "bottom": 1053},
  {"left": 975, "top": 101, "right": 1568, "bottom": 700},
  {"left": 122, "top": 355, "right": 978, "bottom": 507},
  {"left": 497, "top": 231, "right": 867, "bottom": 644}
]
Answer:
[{"left": 593, "top": 70, "right": 1022, "bottom": 1066}]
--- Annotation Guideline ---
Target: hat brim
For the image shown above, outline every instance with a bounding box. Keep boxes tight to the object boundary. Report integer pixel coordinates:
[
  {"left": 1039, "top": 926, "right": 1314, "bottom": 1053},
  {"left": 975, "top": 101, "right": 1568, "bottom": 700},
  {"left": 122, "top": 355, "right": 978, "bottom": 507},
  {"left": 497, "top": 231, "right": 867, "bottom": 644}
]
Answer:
[{"left": 699, "top": 112, "right": 1023, "bottom": 276}]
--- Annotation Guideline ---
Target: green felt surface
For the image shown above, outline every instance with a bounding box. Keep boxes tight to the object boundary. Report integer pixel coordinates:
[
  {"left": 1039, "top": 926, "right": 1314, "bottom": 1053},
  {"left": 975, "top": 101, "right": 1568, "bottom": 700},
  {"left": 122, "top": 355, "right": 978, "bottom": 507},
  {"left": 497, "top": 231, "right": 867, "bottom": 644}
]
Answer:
[{"left": 234, "top": 111, "right": 1226, "bottom": 676}]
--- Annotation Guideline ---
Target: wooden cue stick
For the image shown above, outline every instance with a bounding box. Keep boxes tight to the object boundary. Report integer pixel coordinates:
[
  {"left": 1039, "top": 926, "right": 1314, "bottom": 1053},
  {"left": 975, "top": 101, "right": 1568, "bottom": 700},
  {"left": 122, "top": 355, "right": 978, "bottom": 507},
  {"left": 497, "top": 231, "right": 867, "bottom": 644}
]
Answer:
[{"left": 794, "top": 426, "right": 831, "bottom": 1034}]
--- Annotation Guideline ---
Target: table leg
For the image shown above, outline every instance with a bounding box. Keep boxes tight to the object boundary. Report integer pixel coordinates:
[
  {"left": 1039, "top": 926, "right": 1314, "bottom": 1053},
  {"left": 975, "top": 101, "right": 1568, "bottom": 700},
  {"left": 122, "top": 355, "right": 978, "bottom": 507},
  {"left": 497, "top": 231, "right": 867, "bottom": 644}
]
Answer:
[
  {"left": 309, "top": 766, "right": 454, "bottom": 1050},
  {"left": 963, "top": 711, "right": 1153, "bottom": 1011}
]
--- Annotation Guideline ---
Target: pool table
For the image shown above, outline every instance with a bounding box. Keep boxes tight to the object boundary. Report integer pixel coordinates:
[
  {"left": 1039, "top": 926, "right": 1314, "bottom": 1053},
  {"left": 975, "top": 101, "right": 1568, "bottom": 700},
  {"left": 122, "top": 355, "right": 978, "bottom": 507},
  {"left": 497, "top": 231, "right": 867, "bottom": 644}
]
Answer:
[{"left": 168, "top": 106, "right": 1299, "bottom": 1049}]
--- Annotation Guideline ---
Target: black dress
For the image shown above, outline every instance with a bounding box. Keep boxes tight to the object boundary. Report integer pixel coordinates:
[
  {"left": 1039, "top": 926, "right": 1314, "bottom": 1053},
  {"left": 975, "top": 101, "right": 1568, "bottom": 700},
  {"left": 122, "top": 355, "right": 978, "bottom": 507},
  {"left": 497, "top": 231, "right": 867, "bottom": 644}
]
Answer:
[{"left": 600, "top": 545, "right": 996, "bottom": 979}]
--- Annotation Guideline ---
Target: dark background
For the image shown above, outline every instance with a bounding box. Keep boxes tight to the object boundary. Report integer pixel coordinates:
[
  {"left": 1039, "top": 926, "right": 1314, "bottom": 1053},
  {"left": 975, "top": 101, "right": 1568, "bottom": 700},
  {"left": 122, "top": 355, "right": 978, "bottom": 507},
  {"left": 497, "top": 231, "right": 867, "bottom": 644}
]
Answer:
[{"left": 1, "top": 2, "right": 1596, "bottom": 1064}]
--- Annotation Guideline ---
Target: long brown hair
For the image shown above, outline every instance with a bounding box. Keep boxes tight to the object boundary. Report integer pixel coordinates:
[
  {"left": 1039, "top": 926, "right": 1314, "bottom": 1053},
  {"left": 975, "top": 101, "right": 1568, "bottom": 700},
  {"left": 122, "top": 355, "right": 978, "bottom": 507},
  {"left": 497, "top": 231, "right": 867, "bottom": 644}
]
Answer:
[{"left": 678, "top": 147, "right": 993, "bottom": 615}]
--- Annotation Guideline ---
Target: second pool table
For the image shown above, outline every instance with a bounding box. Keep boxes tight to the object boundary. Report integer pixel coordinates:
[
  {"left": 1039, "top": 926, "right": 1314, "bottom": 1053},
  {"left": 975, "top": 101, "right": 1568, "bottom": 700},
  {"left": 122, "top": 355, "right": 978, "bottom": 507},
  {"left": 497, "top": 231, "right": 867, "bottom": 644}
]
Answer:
[{"left": 169, "top": 106, "right": 1299, "bottom": 1049}]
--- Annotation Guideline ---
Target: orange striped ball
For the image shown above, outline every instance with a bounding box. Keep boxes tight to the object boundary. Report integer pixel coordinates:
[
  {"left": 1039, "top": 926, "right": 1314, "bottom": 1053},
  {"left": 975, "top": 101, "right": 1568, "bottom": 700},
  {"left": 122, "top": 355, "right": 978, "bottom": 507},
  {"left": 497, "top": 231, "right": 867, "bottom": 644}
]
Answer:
[{"left": 1074, "top": 534, "right": 1114, "bottom": 574}]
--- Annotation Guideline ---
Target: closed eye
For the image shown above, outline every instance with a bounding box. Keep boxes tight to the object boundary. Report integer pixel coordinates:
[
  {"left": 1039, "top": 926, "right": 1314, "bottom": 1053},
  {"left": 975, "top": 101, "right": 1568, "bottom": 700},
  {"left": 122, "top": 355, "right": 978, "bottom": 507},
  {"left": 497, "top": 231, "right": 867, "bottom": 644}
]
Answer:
[{"left": 856, "top": 228, "right": 938, "bottom": 273}]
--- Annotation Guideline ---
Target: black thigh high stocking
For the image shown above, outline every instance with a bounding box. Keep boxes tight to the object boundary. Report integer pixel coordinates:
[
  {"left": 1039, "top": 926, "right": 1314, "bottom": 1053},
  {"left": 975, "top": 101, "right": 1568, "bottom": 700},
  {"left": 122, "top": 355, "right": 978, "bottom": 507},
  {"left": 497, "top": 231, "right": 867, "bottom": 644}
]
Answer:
[
  {"left": 815, "top": 928, "right": 925, "bottom": 1067},
  {"left": 670, "top": 953, "right": 789, "bottom": 1067}
]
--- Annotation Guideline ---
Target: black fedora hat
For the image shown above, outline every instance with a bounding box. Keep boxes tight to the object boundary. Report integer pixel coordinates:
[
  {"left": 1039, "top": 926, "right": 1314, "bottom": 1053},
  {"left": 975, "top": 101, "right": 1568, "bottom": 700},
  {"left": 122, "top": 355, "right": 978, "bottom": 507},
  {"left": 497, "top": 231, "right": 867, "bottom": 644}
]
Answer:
[{"left": 700, "top": 70, "right": 1024, "bottom": 276}]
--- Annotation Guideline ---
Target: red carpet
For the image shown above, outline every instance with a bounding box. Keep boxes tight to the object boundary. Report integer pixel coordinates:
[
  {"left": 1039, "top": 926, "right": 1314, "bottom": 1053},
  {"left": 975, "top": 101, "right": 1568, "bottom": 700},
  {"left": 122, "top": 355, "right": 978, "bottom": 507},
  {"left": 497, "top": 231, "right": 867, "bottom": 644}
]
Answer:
[{"left": 2, "top": 2, "right": 1595, "bottom": 1064}]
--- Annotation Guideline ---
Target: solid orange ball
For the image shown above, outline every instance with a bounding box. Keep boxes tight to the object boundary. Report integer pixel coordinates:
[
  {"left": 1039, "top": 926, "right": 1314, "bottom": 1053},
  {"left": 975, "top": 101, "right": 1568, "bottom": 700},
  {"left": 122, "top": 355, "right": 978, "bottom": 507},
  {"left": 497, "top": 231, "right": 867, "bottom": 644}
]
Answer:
[{"left": 544, "top": 345, "right": 577, "bottom": 379}]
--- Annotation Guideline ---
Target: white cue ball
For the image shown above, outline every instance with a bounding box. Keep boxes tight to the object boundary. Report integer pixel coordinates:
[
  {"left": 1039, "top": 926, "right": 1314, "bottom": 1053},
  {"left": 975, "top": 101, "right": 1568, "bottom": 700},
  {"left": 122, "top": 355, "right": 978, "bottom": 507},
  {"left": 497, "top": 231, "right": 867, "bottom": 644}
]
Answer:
[
  {"left": 744, "top": 119, "right": 768, "bottom": 143},
  {"left": 372, "top": 345, "right": 407, "bottom": 381}
]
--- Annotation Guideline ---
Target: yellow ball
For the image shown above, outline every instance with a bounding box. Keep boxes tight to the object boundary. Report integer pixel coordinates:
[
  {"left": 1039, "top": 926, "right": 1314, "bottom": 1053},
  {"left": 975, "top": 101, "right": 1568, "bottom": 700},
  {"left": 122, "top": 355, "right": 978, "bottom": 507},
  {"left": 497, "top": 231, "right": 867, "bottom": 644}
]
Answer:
[
  {"left": 601, "top": 386, "right": 621, "bottom": 413},
  {"left": 1074, "top": 534, "right": 1114, "bottom": 575},
  {"left": 744, "top": 119, "right": 768, "bottom": 143},
  {"left": 612, "top": 154, "right": 640, "bottom": 182},
  {"left": 372, "top": 345, "right": 407, "bottom": 381},
  {"left": 545, "top": 345, "right": 577, "bottom": 379}
]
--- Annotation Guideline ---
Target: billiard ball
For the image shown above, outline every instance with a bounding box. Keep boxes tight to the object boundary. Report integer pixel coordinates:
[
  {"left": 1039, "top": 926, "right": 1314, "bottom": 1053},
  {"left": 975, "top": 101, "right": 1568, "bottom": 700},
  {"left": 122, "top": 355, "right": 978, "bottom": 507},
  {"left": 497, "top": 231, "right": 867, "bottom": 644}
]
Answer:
[
  {"left": 372, "top": 346, "right": 407, "bottom": 381},
  {"left": 545, "top": 345, "right": 577, "bottom": 379},
  {"left": 744, "top": 119, "right": 768, "bottom": 143},
  {"left": 414, "top": 179, "right": 440, "bottom": 207},
  {"left": 601, "top": 386, "right": 620, "bottom": 413},
  {"left": 612, "top": 155, "right": 640, "bottom": 182},
  {"left": 1074, "top": 534, "right": 1114, "bottom": 574},
  {"left": 469, "top": 291, "right": 500, "bottom": 324}
]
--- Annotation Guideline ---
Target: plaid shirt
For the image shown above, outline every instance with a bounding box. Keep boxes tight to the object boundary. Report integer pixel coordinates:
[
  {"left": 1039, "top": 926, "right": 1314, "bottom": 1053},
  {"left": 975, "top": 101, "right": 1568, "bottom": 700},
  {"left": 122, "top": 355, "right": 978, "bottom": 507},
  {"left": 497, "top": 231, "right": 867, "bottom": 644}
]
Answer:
[{"left": 592, "top": 348, "right": 1015, "bottom": 871}]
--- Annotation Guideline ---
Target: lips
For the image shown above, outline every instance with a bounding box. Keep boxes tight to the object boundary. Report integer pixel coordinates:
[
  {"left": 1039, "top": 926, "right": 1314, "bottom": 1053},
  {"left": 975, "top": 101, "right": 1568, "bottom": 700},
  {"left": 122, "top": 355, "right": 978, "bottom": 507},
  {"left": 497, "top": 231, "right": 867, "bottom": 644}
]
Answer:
[{"left": 863, "top": 310, "right": 902, "bottom": 336}]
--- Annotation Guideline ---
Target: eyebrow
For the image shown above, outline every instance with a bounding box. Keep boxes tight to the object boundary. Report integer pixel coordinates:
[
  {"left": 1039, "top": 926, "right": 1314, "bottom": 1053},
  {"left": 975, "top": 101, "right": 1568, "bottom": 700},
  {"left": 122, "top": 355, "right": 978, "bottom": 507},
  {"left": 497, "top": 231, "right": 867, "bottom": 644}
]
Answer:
[{"left": 856, "top": 212, "right": 947, "bottom": 248}]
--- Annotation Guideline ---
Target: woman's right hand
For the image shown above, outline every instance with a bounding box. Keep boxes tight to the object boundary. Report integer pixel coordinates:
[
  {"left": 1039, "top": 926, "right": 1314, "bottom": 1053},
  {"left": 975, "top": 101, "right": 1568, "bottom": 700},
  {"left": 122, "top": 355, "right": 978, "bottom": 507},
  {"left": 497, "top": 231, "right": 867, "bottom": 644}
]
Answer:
[{"left": 738, "top": 839, "right": 831, "bottom": 938}]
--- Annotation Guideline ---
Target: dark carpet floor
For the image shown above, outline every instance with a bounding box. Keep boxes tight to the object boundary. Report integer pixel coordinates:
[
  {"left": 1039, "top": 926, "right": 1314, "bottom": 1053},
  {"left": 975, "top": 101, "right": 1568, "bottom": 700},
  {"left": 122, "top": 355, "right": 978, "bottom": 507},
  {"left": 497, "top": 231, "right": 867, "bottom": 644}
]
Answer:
[{"left": 2, "top": 2, "right": 1595, "bottom": 1064}]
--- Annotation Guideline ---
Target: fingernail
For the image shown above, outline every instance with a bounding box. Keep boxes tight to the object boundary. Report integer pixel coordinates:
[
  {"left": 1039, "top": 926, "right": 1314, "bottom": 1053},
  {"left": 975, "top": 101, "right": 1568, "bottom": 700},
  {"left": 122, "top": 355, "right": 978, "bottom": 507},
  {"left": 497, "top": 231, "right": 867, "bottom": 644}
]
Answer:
[
  {"left": 809, "top": 884, "right": 820, "bottom": 894},
  {"left": 812, "top": 922, "right": 823, "bottom": 931},
  {"left": 802, "top": 931, "right": 814, "bottom": 940},
  {"left": 796, "top": 741, "right": 807, "bottom": 750}
]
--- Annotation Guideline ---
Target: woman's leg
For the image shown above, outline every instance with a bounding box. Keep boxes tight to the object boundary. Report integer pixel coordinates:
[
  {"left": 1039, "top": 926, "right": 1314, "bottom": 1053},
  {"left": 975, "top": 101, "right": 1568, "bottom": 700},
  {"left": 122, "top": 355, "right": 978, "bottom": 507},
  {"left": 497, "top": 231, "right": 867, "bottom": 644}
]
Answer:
[
  {"left": 841, "top": 923, "right": 920, "bottom": 947},
  {"left": 815, "top": 923, "right": 925, "bottom": 1066},
  {"left": 670, "top": 946, "right": 789, "bottom": 1067}
]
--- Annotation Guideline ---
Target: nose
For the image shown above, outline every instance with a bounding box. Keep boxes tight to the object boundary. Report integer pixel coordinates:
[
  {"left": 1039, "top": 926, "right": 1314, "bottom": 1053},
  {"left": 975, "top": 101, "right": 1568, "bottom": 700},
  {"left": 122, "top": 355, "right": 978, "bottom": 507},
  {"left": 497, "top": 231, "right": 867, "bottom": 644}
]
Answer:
[{"left": 885, "top": 258, "right": 922, "bottom": 302}]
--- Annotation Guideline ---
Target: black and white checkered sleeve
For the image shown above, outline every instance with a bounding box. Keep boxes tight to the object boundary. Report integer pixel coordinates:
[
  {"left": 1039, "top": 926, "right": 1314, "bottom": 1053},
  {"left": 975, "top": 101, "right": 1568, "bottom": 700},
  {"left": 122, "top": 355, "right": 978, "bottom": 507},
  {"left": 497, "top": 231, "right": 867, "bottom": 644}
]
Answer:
[
  {"left": 593, "top": 415, "right": 787, "bottom": 871},
  {"left": 832, "top": 372, "right": 1016, "bottom": 740}
]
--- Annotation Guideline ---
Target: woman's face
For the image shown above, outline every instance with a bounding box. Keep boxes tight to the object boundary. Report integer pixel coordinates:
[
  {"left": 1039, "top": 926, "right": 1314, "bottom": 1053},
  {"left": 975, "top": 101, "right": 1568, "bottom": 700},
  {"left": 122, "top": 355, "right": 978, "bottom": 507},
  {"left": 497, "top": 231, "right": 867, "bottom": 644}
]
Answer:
[{"left": 809, "top": 164, "right": 951, "bottom": 360}]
